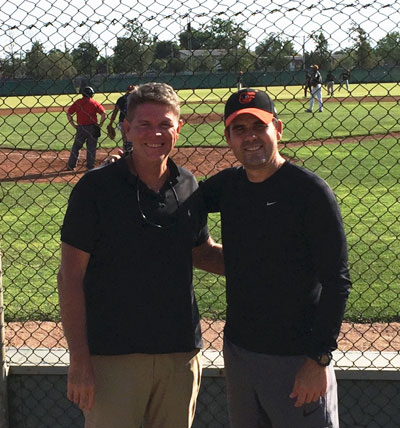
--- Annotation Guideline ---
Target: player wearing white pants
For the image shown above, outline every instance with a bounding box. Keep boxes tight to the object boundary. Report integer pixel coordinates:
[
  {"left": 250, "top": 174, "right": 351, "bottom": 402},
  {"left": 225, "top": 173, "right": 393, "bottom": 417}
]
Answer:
[
  {"left": 308, "top": 83, "right": 323, "bottom": 112},
  {"left": 306, "top": 64, "right": 323, "bottom": 113}
]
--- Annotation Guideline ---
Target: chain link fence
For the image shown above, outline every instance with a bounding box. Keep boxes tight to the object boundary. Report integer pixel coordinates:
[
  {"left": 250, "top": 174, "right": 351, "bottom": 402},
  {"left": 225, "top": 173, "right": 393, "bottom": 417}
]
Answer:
[{"left": 1, "top": 0, "right": 400, "bottom": 426}]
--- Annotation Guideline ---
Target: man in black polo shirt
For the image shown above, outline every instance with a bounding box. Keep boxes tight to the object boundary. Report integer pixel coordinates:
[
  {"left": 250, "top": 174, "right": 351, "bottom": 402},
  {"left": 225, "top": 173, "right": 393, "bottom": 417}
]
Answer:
[
  {"left": 58, "top": 82, "right": 224, "bottom": 428},
  {"left": 200, "top": 89, "right": 351, "bottom": 428}
]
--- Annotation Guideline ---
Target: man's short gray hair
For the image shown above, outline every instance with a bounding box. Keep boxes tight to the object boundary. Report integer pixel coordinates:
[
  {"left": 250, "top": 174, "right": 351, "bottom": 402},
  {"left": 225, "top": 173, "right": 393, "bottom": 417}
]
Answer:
[{"left": 126, "top": 82, "right": 181, "bottom": 121}]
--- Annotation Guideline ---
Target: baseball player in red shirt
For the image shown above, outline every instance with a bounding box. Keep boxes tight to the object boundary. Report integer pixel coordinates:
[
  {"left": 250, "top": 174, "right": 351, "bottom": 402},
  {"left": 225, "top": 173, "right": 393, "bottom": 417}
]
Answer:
[{"left": 66, "top": 86, "right": 106, "bottom": 171}]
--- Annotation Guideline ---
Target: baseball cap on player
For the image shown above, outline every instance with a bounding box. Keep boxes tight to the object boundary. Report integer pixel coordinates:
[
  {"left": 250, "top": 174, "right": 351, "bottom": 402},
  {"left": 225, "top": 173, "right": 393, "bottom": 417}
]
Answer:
[
  {"left": 224, "top": 89, "right": 278, "bottom": 127},
  {"left": 312, "top": 64, "right": 319, "bottom": 70}
]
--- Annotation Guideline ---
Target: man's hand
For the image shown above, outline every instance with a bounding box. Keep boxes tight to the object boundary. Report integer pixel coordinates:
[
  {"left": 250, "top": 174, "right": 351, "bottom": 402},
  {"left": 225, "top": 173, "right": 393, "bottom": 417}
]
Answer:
[
  {"left": 58, "top": 243, "right": 93, "bottom": 410},
  {"left": 192, "top": 237, "right": 224, "bottom": 275},
  {"left": 107, "top": 124, "right": 116, "bottom": 140},
  {"left": 67, "top": 355, "right": 95, "bottom": 411},
  {"left": 101, "top": 149, "right": 124, "bottom": 166},
  {"left": 289, "top": 358, "right": 328, "bottom": 407}
]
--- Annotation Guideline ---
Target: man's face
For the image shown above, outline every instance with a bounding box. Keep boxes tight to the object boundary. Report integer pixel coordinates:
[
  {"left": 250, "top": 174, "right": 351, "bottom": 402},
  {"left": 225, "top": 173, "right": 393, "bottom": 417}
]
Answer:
[
  {"left": 123, "top": 102, "right": 182, "bottom": 164},
  {"left": 225, "top": 113, "right": 283, "bottom": 170}
]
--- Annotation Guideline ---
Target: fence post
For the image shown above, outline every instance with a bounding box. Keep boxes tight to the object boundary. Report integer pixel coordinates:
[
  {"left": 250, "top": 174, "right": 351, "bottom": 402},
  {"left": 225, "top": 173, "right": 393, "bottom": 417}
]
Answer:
[{"left": 0, "top": 252, "right": 9, "bottom": 428}]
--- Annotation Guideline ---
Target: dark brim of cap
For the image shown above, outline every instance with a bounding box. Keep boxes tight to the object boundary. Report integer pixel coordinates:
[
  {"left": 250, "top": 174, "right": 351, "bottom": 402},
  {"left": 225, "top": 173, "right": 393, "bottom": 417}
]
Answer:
[{"left": 225, "top": 108, "right": 275, "bottom": 127}]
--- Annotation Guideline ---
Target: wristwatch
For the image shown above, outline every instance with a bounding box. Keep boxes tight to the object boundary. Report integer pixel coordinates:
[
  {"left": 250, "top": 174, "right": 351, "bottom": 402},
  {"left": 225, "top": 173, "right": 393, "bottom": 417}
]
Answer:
[{"left": 309, "top": 351, "right": 332, "bottom": 367}]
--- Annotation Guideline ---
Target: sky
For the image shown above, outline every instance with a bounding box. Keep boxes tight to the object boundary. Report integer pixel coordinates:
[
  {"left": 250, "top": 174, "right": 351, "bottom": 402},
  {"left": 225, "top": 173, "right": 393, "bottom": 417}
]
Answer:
[{"left": 0, "top": 0, "right": 399, "bottom": 58}]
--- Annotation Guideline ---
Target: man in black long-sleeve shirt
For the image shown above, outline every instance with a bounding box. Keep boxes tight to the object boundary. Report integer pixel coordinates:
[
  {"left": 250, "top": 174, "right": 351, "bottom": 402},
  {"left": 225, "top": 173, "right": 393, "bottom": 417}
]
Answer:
[{"left": 200, "top": 88, "right": 351, "bottom": 428}]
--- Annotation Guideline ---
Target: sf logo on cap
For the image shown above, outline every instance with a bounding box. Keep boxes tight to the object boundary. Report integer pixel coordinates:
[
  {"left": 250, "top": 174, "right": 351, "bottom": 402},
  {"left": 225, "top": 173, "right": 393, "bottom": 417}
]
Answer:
[{"left": 239, "top": 91, "right": 256, "bottom": 104}]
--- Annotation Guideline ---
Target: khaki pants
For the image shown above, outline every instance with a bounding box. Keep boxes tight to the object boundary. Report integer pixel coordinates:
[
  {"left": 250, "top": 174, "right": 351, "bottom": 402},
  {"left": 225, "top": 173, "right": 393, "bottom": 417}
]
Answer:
[{"left": 85, "top": 350, "right": 202, "bottom": 428}]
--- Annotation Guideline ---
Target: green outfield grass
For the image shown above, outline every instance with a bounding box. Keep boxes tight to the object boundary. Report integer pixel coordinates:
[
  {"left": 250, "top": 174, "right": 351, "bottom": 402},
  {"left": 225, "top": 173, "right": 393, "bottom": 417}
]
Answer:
[
  {"left": 1, "top": 136, "right": 400, "bottom": 322},
  {"left": 0, "top": 182, "right": 69, "bottom": 321},
  {"left": 1, "top": 82, "right": 399, "bottom": 110},
  {"left": 1, "top": 100, "right": 400, "bottom": 151},
  {"left": 1, "top": 84, "right": 400, "bottom": 323},
  {"left": 283, "top": 137, "right": 400, "bottom": 322}
]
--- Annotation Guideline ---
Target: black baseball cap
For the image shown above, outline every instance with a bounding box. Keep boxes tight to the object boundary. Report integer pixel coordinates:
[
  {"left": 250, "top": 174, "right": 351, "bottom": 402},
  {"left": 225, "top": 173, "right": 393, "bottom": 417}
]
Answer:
[{"left": 224, "top": 89, "right": 278, "bottom": 127}]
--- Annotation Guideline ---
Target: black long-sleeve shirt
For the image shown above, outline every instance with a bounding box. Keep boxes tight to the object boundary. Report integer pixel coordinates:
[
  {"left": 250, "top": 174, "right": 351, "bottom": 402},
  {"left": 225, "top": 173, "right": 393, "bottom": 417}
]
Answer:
[{"left": 200, "top": 161, "right": 351, "bottom": 357}]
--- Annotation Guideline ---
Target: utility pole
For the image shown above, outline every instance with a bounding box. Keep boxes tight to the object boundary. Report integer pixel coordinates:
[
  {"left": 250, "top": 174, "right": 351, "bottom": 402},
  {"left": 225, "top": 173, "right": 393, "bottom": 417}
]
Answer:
[{"left": 187, "top": 19, "right": 193, "bottom": 72}]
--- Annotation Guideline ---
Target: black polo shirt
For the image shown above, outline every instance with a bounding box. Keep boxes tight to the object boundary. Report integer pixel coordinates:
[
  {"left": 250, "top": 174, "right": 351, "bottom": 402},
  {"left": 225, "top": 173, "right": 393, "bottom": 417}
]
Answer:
[{"left": 61, "top": 157, "right": 208, "bottom": 355}]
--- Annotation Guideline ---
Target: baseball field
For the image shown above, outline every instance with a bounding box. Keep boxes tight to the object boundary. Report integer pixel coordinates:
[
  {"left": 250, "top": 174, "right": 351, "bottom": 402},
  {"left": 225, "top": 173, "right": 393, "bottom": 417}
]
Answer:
[{"left": 1, "top": 82, "right": 400, "bottom": 350}]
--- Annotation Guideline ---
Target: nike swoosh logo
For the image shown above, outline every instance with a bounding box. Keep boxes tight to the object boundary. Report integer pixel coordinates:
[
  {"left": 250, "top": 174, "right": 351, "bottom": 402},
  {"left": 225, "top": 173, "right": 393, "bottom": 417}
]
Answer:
[
  {"left": 266, "top": 201, "right": 277, "bottom": 206},
  {"left": 303, "top": 405, "right": 320, "bottom": 418}
]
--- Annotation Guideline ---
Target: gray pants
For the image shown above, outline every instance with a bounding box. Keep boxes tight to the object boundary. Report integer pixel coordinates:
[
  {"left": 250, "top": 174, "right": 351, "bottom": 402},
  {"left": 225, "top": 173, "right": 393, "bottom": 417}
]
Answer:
[
  {"left": 67, "top": 124, "right": 98, "bottom": 170},
  {"left": 224, "top": 338, "right": 339, "bottom": 428}
]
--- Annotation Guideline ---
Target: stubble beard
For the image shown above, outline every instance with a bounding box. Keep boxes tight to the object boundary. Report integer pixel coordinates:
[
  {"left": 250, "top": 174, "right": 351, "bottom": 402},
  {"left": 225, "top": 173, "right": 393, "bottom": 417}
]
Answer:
[{"left": 242, "top": 148, "right": 269, "bottom": 169}]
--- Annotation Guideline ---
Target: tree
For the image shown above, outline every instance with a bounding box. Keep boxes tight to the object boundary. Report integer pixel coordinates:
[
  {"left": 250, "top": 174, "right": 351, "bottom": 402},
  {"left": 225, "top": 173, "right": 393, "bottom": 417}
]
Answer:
[
  {"left": 348, "top": 24, "right": 378, "bottom": 69},
  {"left": 151, "top": 57, "right": 185, "bottom": 73},
  {"left": 0, "top": 53, "right": 26, "bottom": 78},
  {"left": 71, "top": 42, "right": 99, "bottom": 76},
  {"left": 206, "top": 18, "right": 247, "bottom": 50},
  {"left": 255, "top": 34, "right": 296, "bottom": 71},
  {"left": 47, "top": 49, "right": 76, "bottom": 79},
  {"left": 179, "top": 25, "right": 211, "bottom": 50},
  {"left": 307, "top": 32, "right": 331, "bottom": 69},
  {"left": 219, "top": 48, "right": 255, "bottom": 72},
  {"left": 179, "top": 18, "right": 247, "bottom": 51},
  {"left": 190, "top": 54, "right": 217, "bottom": 72},
  {"left": 167, "top": 57, "right": 186, "bottom": 73},
  {"left": 154, "top": 40, "right": 179, "bottom": 60},
  {"left": 113, "top": 20, "right": 154, "bottom": 74},
  {"left": 206, "top": 18, "right": 249, "bottom": 73},
  {"left": 331, "top": 49, "right": 355, "bottom": 70},
  {"left": 178, "top": 19, "right": 248, "bottom": 72},
  {"left": 25, "top": 41, "right": 49, "bottom": 79},
  {"left": 375, "top": 32, "right": 400, "bottom": 66},
  {"left": 97, "top": 56, "right": 113, "bottom": 75}
]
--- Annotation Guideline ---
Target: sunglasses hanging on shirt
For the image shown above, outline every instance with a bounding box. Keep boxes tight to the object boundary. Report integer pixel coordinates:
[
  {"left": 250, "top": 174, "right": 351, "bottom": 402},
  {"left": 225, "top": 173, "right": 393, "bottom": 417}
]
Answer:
[{"left": 136, "top": 178, "right": 180, "bottom": 228}]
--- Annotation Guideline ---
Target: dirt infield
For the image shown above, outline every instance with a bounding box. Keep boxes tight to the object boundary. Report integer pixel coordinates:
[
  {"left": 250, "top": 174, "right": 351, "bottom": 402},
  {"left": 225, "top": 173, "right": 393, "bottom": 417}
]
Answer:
[
  {"left": 1, "top": 95, "right": 400, "bottom": 183},
  {"left": 5, "top": 320, "right": 400, "bottom": 353},
  {"left": 0, "top": 109, "right": 237, "bottom": 182},
  {"left": 1, "top": 94, "right": 400, "bottom": 183},
  {"left": 0, "top": 146, "right": 242, "bottom": 183},
  {"left": 2, "top": 131, "right": 400, "bottom": 183}
]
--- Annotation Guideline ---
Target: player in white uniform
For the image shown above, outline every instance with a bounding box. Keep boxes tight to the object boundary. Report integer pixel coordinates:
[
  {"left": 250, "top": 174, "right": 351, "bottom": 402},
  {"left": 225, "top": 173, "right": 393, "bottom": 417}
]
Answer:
[{"left": 306, "top": 65, "right": 323, "bottom": 113}]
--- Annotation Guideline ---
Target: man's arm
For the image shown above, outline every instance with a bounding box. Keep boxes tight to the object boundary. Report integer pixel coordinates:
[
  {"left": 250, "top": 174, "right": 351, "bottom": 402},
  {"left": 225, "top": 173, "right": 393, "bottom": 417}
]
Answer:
[
  {"left": 108, "top": 105, "right": 119, "bottom": 126},
  {"left": 99, "top": 111, "right": 106, "bottom": 128},
  {"left": 192, "top": 237, "right": 224, "bottom": 275},
  {"left": 291, "top": 181, "right": 351, "bottom": 407},
  {"left": 57, "top": 242, "right": 94, "bottom": 411},
  {"left": 66, "top": 112, "right": 77, "bottom": 129}
]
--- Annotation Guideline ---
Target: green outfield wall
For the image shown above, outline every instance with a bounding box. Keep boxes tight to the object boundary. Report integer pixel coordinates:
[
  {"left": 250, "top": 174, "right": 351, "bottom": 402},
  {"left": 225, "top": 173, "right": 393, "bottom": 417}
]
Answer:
[{"left": 1, "top": 67, "right": 399, "bottom": 96}]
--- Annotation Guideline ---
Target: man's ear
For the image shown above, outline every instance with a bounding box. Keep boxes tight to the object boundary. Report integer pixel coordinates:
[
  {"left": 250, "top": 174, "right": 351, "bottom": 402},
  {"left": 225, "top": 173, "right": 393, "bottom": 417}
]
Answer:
[
  {"left": 275, "top": 119, "right": 284, "bottom": 142},
  {"left": 122, "top": 118, "right": 130, "bottom": 135},
  {"left": 171, "top": 119, "right": 183, "bottom": 149},
  {"left": 224, "top": 127, "right": 232, "bottom": 148},
  {"left": 176, "top": 118, "right": 183, "bottom": 134}
]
